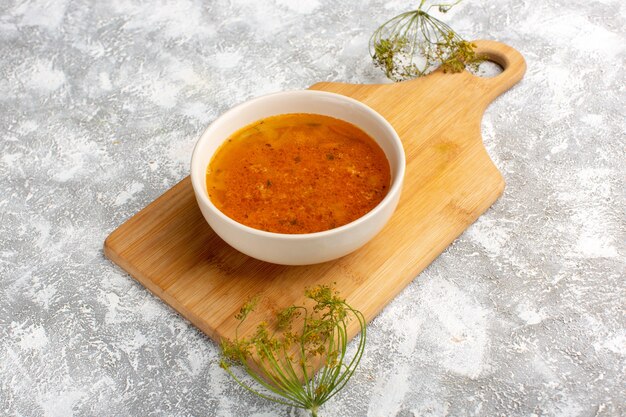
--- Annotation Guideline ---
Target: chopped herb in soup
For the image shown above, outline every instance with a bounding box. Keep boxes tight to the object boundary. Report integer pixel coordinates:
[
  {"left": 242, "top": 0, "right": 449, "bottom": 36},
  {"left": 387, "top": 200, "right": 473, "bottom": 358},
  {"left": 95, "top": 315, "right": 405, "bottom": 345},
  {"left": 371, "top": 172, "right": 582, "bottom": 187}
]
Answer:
[{"left": 206, "top": 113, "right": 391, "bottom": 234}]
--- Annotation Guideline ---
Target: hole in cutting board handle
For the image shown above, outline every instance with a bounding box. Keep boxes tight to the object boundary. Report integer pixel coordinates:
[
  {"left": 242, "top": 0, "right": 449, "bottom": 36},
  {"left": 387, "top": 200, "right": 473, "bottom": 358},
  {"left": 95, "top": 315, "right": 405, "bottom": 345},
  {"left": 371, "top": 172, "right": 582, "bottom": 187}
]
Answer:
[
  {"left": 467, "top": 40, "right": 527, "bottom": 94},
  {"left": 468, "top": 60, "right": 504, "bottom": 78},
  {"left": 471, "top": 44, "right": 512, "bottom": 81}
]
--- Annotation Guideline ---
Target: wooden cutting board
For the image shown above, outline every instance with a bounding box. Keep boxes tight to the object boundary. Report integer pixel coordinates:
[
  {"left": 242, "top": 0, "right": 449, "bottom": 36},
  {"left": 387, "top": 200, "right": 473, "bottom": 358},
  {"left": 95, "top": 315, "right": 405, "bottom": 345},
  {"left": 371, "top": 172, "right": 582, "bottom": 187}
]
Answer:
[{"left": 104, "top": 40, "right": 525, "bottom": 350}]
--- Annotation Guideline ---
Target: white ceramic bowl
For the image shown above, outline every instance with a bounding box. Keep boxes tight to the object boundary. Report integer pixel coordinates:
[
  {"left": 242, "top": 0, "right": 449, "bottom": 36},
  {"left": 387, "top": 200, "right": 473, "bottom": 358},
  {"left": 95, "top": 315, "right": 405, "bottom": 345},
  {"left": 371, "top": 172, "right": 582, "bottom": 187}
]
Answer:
[{"left": 190, "top": 90, "right": 405, "bottom": 265}]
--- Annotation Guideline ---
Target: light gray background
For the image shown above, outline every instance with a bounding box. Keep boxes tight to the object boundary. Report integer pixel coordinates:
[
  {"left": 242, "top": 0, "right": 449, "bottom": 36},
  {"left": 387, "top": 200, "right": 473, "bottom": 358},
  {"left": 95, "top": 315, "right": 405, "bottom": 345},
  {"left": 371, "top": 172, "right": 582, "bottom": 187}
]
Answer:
[{"left": 1, "top": 0, "right": 624, "bottom": 416}]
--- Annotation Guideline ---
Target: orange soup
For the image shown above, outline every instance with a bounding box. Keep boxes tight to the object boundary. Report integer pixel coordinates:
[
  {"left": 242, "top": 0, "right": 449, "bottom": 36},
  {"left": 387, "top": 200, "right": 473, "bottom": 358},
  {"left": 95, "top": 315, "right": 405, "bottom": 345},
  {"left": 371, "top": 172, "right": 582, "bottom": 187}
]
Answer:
[{"left": 206, "top": 113, "right": 391, "bottom": 234}]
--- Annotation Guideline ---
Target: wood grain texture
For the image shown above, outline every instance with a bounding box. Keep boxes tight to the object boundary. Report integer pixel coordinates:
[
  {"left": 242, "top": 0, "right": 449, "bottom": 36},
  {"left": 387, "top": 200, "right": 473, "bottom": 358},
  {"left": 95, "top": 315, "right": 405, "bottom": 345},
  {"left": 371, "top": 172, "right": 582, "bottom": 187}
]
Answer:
[{"left": 104, "top": 40, "right": 525, "bottom": 350}]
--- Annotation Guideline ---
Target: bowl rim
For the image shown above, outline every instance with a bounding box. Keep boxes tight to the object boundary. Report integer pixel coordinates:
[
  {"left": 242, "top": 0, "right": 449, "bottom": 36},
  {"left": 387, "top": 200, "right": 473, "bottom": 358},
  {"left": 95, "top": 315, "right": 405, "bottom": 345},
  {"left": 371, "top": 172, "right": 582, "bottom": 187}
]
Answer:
[{"left": 190, "top": 89, "right": 406, "bottom": 241}]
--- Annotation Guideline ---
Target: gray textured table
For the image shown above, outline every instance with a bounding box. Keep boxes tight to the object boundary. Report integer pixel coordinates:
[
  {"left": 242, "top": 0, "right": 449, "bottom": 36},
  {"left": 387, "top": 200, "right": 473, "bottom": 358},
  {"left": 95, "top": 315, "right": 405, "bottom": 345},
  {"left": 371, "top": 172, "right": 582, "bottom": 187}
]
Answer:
[{"left": 1, "top": 1, "right": 624, "bottom": 416}]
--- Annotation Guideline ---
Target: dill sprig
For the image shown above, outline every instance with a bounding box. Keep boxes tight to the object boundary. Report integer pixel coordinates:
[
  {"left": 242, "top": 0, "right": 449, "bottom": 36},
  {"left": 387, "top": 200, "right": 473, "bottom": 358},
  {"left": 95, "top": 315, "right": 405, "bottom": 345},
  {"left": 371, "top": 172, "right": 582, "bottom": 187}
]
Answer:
[
  {"left": 370, "top": 0, "right": 481, "bottom": 81},
  {"left": 220, "top": 285, "right": 366, "bottom": 417}
]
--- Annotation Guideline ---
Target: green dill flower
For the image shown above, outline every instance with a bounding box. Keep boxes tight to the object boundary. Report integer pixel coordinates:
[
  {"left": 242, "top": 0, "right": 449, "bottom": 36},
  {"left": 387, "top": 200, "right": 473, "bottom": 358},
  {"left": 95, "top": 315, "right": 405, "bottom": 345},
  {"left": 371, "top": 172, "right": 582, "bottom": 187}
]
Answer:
[
  {"left": 370, "top": 0, "right": 481, "bottom": 81},
  {"left": 219, "top": 285, "right": 366, "bottom": 417}
]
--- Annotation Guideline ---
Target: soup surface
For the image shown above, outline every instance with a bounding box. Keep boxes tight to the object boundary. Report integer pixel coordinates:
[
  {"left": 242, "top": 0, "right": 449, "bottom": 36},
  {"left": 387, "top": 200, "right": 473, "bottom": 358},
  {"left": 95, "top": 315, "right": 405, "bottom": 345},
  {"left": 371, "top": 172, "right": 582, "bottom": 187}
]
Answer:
[{"left": 206, "top": 113, "right": 391, "bottom": 234}]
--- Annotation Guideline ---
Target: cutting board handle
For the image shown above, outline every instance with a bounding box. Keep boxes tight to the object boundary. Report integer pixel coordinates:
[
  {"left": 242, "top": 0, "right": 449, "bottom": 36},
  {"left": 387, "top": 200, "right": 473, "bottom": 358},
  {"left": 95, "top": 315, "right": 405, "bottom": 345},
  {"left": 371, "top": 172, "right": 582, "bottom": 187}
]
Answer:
[
  {"left": 309, "top": 40, "right": 525, "bottom": 109},
  {"left": 469, "top": 40, "right": 527, "bottom": 104}
]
